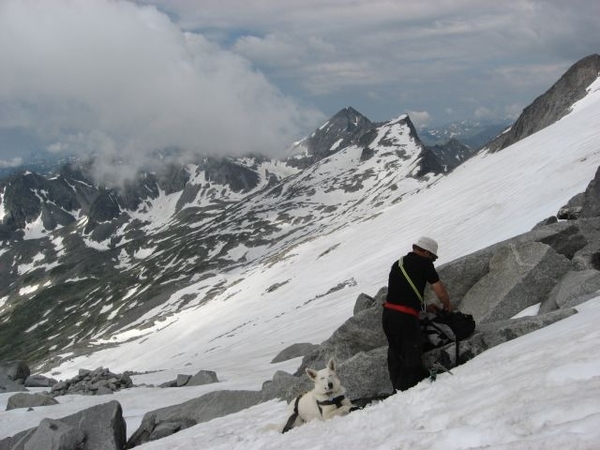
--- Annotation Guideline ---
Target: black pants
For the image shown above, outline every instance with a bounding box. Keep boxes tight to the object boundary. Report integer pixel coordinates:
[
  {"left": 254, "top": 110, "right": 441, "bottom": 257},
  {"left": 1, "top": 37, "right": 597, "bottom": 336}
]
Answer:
[{"left": 382, "top": 308, "right": 427, "bottom": 392}]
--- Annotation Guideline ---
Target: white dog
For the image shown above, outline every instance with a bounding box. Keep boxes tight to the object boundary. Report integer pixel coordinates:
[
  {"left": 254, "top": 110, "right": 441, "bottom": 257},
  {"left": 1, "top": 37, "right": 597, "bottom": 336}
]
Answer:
[{"left": 282, "top": 358, "right": 354, "bottom": 433}]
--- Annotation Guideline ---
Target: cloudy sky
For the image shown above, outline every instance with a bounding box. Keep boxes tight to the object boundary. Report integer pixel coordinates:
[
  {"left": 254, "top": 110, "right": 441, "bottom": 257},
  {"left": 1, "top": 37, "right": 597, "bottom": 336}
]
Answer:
[{"left": 0, "top": 0, "right": 598, "bottom": 175}]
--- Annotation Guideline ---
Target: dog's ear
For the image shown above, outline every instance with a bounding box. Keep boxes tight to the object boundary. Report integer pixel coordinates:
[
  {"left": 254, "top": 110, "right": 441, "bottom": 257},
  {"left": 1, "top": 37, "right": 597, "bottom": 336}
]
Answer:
[
  {"left": 306, "top": 368, "right": 318, "bottom": 380},
  {"left": 327, "top": 358, "right": 336, "bottom": 372}
]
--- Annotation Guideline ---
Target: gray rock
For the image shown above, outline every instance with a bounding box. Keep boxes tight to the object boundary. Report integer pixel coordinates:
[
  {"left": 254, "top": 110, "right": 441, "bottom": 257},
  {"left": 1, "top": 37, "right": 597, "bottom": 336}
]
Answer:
[
  {"left": 0, "top": 375, "right": 27, "bottom": 394},
  {"left": 294, "top": 301, "right": 386, "bottom": 376},
  {"left": 176, "top": 374, "right": 192, "bottom": 387},
  {"left": 158, "top": 379, "right": 178, "bottom": 388},
  {"left": 261, "top": 370, "right": 308, "bottom": 403},
  {"left": 581, "top": 165, "right": 600, "bottom": 218},
  {"left": 0, "top": 361, "right": 30, "bottom": 382},
  {"left": 270, "top": 343, "right": 319, "bottom": 363},
  {"left": 1, "top": 400, "right": 126, "bottom": 450},
  {"left": 6, "top": 393, "right": 59, "bottom": 411},
  {"left": 425, "top": 246, "right": 495, "bottom": 308},
  {"left": 353, "top": 292, "right": 379, "bottom": 315},
  {"left": 127, "top": 390, "right": 266, "bottom": 447},
  {"left": 338, "top": 348, "right": 393, "bottom": 400},
  {"left": 541, "top": 269, "right": 600, "bottom": 313},
  {"left": 460, "top": 241, "right": 571, "bottom": 323},
  {"left": 558, "top": 195, "right": 584, "bottom": 220},
  {"left": 50, "top": 367, "right": 133, "bottom": 397},
  {"left": 22, "top": 418, "right": 85, "bottom": 450},
  {"left": 569, "top": 218, "right": 600, "bottom": 270},
  {"left": 486, "top": 54, "right": 600, "bottom": 153},
  {"left": 24, "top": 375, "right": 57, "bottom": 388},
  {"left": 187, "top": 370, "right": 219, "bottom": 386}
]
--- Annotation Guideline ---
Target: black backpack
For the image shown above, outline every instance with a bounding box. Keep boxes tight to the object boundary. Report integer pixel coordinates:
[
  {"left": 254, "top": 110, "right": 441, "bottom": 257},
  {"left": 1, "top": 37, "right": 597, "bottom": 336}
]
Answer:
[
  {"left": 436, "top": 310, "right": 476, "bottom": 340},
  {"left": 421, "top": 310, "right": 476, "bottom": 366}
]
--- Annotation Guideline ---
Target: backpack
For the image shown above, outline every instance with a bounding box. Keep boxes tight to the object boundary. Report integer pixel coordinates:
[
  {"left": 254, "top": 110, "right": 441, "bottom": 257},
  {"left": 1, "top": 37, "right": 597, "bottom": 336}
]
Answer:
[
  {"left": 421, "top": 310, "right": 476, "bottom": 365},
  {"left": 435, "top": 310, "right": 476, "bottom": 341}
]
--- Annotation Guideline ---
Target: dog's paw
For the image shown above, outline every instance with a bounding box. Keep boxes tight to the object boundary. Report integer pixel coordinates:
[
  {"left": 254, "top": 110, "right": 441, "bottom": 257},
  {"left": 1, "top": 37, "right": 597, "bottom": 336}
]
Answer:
[
  {"left": 325, "top": 405, "right": 352, "bottom": 418},
  {"left": 339, "top": 405, "right": 352, "bottom": 415},
  {"left": 261, "top": 423, "right": 284, "bottom": 433}
]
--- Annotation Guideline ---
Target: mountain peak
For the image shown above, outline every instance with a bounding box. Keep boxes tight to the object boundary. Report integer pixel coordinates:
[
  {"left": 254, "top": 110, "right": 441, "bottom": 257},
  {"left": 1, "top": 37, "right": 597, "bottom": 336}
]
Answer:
[
  {"left": 331, "top": 106, "right": 369, "bottom": 122},
  {"left": 286, "top": 107, "right": 376, "bottom": 168},
  {"left": 486, "top": 53, "right": 600, "bottom": 152}
]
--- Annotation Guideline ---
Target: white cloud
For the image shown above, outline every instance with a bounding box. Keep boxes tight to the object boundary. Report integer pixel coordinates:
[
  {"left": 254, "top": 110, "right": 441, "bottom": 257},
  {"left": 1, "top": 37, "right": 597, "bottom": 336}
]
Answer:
[
  {"left": 0, "top": 0, "right": 322, "bottom": 182},
  {"left": 407, "top": 111, "right": 432, "bottom": 129},
  {"left": 0, "top": 157, "right": 23, "bottom": 169},
  {"left": 140, "top": 0, "right": 599, "bottom": 124}
]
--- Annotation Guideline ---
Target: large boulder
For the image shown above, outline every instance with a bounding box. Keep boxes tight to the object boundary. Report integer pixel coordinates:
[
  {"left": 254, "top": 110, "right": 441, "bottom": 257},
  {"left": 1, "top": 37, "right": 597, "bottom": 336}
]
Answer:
[
  {"left": 0, "top": 375, "right": 27, "bottom": 394},
  {"left": 459, "top": 241, "right": 571, "bottom": 323},
  {"left": 24, "top": 374, "right": 58, "bottom": 388},
  {"left": 424, "top": 246, "right": 496, "bottom": 308},
  {"left": 569, "top": 218, "right": 600, "bottom": 270},
  {"left": 261, "top": 370, "right": 310, "bottom": 403},
  {"left": 6, "top": 392, "right": 59, "bottom": 411},
  {"left": 126, "top": 390, "right": 268, "bottom": 448},
  {"left": 540, "top": 269, "right": 600, "bottom": 313},
  {"left": 337, "top": 347, "right": 393, "bottom": 400},
  {"left": 0, "top": 361, "right": 30, "bottom": 383},
  {"left": 0, "top": 400, "right": 126, "bottom": 450},
  {"left": 293, "top": 294, "right": 387, "bottom": 376},
  {"left": 16, "top": 419, "right": 84, "bottom": 450}
]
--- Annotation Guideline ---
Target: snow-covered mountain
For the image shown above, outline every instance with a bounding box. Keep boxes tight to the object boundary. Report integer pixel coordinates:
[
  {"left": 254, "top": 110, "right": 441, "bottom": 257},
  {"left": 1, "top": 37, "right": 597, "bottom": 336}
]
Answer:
[
  {"left": 0, "top": 55, "right": 598, "bottom": 372},
  {"left": 0, "top": 103, "right": 443, "bottom": 367},
  {"left": 0, "top": 53, "right": 600, "bottom": 449},
  {"left": 1, "top": 55, "right": 600, "bottom": 449}
]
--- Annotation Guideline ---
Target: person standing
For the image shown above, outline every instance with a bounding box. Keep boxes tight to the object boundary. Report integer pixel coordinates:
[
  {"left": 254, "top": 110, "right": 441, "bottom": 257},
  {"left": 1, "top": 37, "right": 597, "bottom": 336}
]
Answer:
[{"left": 382, "top": 236, "right": 452, "bottom": 392}]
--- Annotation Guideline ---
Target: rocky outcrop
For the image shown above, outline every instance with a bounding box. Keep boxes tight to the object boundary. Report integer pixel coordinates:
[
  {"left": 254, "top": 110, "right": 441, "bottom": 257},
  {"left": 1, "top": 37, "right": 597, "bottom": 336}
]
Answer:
[
  {"left": 0, "top": 400, "right": 126, "bottom": 450},
  {"left": 0, "top": 360, "right": 30, "bottom": 394},
  {"left": 459, "top": 241, "right": 572, "bottom": 323},
  {"left": 486, "top": 54, "right": 600, "bottom": 152},
  {"left": 50, "top": 367, "right": 133, "bottom": 397}
]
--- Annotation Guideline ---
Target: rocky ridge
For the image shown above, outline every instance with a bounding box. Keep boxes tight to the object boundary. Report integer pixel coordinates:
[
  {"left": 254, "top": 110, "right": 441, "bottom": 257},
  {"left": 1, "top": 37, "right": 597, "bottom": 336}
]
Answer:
[{"left": 486, "top": 53, "right": 600, "bottom": 152}]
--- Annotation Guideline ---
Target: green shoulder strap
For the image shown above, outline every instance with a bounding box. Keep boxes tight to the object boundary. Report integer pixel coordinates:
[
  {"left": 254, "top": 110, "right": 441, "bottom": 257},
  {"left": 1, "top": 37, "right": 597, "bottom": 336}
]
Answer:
[{"left": 398, "top": 257, "right": 424, "bottom": 305}]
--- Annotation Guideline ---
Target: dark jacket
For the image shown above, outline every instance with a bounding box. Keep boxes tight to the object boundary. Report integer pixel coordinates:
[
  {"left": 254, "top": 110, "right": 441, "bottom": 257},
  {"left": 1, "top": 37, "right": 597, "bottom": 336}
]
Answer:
[{"left": 386, "top": 251, "right": 439, "bottom": 312}]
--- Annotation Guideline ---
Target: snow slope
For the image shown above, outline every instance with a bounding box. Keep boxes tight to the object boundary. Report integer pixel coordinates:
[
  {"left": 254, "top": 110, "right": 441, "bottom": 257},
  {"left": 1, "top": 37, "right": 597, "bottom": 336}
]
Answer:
[{"left": 1, "top": 79, "right": 600, "bottom": 448}]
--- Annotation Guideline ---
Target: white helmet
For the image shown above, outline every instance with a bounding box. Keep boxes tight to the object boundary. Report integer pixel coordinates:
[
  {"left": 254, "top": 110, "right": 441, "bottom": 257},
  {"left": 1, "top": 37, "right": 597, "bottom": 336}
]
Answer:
[{"left": 414, "top": 236, "right": 438, "bottom": 257}]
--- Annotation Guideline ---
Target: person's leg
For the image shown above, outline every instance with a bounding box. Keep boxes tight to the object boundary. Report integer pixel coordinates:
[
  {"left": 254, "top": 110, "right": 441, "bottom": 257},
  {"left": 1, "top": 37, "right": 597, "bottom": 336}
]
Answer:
[
  {"left": 397, "top": 315, "right": 426, "bottom": 391},
  {"left": 382, "top": 311, "right": 403, "bottom": 391}
]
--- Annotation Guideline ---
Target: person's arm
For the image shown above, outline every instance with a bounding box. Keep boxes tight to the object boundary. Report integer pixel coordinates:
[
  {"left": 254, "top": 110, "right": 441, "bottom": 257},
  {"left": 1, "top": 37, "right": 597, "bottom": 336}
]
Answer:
[{"left": 431, "top": 280, "right": 452, "bottom": 311}]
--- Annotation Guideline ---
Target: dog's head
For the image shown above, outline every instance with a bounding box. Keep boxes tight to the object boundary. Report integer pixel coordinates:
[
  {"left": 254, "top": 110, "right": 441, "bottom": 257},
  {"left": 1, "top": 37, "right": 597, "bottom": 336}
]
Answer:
[{"left": 306, "top": 358, "right": 342, "bottom": 396}]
